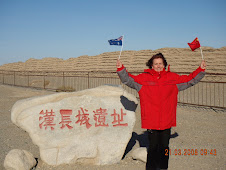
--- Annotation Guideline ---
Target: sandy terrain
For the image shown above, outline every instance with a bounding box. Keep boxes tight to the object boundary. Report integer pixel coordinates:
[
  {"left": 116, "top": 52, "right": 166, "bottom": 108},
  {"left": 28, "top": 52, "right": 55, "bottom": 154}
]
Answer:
[{"left": 0, "top": 84, "right": 225, "bottom": 170}]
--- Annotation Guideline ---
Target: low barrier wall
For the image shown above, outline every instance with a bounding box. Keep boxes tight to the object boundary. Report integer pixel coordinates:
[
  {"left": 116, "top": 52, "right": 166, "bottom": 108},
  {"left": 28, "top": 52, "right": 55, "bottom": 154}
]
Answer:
[{"left": 0, "top": 70, "right": 225, "bottom": 109}]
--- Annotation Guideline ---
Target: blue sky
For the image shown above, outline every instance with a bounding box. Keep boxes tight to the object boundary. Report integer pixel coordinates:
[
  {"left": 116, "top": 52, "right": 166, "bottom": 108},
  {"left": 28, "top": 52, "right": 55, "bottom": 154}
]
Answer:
[{"left": 0, "top": 0, "right": 225, "bottom": 66}]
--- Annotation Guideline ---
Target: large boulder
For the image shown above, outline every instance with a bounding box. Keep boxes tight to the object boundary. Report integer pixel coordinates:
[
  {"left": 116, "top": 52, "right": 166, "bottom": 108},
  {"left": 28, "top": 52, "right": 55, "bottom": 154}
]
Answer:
[
  {"left": 4, "top": 149, "right": 37, "bottom": 170},
  {"left": 11, "top": 85, "right": 138, "bottom": 166}
]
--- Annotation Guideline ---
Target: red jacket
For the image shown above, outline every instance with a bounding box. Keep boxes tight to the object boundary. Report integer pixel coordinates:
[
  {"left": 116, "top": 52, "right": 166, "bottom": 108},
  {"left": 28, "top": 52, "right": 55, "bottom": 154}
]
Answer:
[{"left": 117, "top": 66, "right": 205, "bottom": 130}]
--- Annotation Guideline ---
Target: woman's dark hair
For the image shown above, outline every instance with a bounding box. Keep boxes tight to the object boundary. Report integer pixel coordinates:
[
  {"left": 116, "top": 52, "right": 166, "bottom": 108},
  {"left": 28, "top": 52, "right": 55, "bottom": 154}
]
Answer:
[{"left": 146, "top": 53, "right": 168, "bottom": 69}]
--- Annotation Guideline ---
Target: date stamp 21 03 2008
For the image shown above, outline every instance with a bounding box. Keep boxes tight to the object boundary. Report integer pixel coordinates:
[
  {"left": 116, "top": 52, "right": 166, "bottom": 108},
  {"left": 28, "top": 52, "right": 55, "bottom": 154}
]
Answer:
[{"left": 165, "top": 149, "right": 217, "bottom": 156}]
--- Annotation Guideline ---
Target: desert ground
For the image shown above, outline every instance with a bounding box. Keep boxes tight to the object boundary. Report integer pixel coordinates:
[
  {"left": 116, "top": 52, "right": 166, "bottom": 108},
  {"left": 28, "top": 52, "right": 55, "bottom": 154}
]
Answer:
[{"left": 0, "top": 84, "right": 225, "bottom": 170}]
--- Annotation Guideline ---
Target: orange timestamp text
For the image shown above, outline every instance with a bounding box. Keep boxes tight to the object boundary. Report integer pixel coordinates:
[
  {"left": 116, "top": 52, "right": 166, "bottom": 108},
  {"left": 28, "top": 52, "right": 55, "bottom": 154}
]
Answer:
[{"left": 165, "top": 149, "right": 217, "bottom": 156}]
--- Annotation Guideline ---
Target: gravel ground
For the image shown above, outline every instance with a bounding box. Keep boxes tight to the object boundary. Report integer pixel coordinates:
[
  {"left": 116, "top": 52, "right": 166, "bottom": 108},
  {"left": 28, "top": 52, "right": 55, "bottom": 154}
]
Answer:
[{"left": 0, "top": 84, "right": 225, "bottom": 170}]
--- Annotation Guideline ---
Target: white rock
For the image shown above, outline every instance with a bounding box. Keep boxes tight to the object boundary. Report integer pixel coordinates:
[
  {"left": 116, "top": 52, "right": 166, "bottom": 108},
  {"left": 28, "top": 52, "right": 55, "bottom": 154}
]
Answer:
[
  {"left": 131, "top": 147, "right": 147, "bottom": 163},
  {"left": 11, "top": 85, "right": 138, "bottom": 166},
  {"left": 4, "top": 149, "right": 37, "bottom": 170}
]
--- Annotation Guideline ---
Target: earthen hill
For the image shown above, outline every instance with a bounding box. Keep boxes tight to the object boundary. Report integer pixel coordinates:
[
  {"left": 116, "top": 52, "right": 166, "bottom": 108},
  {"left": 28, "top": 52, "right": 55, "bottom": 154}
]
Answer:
[{"left": 0, "top": 47, "right": 225, "bottom": 74}]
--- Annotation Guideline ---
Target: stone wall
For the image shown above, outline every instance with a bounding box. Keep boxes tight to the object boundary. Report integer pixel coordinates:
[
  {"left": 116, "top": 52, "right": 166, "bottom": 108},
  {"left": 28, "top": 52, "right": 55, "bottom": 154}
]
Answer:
[{"left": 0, "top": 47, "right": 225, "bottom": 74}]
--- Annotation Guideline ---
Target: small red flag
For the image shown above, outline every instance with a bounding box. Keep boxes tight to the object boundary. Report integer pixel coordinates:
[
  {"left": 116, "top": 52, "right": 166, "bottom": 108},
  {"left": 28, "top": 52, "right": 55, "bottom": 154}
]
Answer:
[{"left": 188, "top": 37, "right": 201, "bottom": 51}]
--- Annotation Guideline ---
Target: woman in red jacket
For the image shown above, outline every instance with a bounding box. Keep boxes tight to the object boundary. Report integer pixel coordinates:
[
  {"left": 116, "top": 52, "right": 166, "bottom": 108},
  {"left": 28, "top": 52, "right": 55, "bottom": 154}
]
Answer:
[{"left": 116, "top": 53, "right": 206, "bottom": 170}]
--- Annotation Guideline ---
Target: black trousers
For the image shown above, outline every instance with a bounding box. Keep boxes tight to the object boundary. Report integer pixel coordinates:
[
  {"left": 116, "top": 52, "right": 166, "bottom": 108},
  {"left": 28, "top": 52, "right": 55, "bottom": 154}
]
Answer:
[{"left": 146, "top": 128, "right": 171, "bottom": 170}]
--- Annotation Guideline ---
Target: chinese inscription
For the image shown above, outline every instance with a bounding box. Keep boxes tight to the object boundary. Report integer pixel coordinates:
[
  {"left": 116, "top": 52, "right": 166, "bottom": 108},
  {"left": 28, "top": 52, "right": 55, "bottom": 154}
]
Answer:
[{"left": 39, "top": 107, "right": 128, "bottom": 130}]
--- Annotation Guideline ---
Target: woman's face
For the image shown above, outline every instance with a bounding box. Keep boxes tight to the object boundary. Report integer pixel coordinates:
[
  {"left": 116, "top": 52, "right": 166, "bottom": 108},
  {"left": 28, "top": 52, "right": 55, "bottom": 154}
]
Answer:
[{"left": 152, "top": 58, "right": 164, "bottom": 72}]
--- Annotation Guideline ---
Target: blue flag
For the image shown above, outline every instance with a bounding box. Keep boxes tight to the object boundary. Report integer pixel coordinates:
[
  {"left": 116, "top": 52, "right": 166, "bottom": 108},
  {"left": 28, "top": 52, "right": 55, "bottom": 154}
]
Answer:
[{"left": 108, "top": 36, "right": 123, "bottom": 46}]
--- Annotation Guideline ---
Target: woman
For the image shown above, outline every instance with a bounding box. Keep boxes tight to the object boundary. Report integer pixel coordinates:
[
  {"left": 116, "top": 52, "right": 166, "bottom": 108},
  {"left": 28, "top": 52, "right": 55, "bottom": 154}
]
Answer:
[{"left": 116, "top": 53, "right": 206, "bottom": 170}]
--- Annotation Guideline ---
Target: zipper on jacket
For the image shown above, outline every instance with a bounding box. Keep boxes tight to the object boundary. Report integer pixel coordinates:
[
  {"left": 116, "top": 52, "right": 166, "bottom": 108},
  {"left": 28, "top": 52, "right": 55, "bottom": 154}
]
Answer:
[{"left": 158, "top": 73, "right": 161, "bottom": 130}]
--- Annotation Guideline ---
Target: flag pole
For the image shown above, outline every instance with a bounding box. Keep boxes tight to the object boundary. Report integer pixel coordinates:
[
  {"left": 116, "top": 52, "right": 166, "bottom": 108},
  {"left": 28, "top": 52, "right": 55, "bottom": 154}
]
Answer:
[
  {"left": 118, "top": 35, "right": 124, "bottom": 60},
  {"left": 200, "top": 46, "right": 204, "bottom": 60}
]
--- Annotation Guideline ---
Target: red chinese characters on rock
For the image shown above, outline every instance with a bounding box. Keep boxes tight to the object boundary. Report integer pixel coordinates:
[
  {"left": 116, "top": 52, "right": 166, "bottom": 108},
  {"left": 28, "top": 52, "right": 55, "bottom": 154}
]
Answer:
[
  {"left": 39, "top": 109, "right": 56, "bottom": 130},
  {"left": 111, "top": 108, "right": 128, "bottom": 127},
  {"left": 39, "top": 108, "right": 128, "bottom": 130},
  {"left": 59, "top": 109, "right": 73, "bottom": 129},
  {"left": 75, "top": 107, "right": 92, "bottom": 129},
  {"left": 93, "top": 108, "right": 109, "bottom": 127}
]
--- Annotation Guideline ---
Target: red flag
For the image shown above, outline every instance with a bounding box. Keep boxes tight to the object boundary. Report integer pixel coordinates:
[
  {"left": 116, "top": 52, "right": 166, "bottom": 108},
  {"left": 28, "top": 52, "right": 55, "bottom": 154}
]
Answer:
[{"left": 188, "top": 37, "right": 201, "bottom": 51}]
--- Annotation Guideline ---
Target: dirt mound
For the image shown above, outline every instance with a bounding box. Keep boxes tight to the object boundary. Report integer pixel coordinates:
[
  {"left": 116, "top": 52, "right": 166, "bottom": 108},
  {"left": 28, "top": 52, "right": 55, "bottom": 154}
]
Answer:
[{"left": 0, "top": 47, "right": 225, "bottom": 73}]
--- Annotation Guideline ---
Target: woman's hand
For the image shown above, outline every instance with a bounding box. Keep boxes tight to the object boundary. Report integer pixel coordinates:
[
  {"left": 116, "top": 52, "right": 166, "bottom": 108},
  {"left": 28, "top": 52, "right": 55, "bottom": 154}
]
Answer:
[
  {"left": 200, "top": 60, "right": 206, "bottom": 69},
  {"left": 116, "top": 59, "right": 122, "bottom": 68}
]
